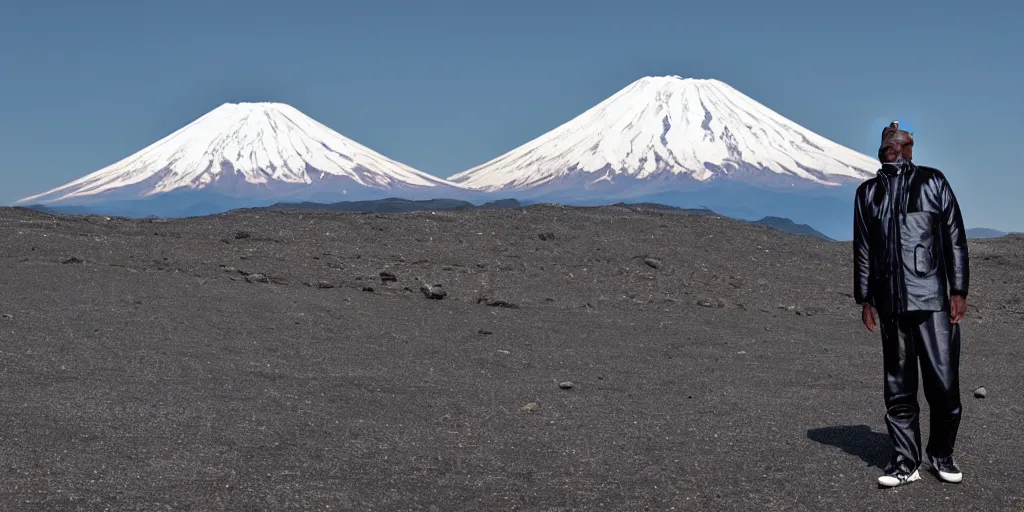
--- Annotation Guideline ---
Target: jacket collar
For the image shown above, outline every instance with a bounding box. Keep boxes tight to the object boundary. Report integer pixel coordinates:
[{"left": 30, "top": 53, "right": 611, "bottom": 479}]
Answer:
[{"left": 878, "top": 159, "right": 913, "bottom": 177}]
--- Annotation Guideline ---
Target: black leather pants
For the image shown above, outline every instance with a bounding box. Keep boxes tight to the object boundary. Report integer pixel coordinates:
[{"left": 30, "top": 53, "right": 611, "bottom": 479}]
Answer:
[{"left": 879, "top": 310, "right": 962, "bottom": 468}]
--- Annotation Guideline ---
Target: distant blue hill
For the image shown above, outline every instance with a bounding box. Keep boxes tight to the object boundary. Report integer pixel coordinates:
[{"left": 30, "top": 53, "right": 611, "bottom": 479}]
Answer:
[
  {"left": 525, "top": 181, "right": 859, "bottom": 240},
  {"left": 967, "top": 228, "right": 1009, "bottom": 239},
  {"left": 270, "top": 197, "right": 521, "bottom": 213},
  {"left": 752, "top": 216, "right": 833, "bottom": 241}
]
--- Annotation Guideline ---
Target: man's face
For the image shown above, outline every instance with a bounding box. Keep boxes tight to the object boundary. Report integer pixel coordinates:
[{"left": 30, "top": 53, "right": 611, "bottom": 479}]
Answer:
[{"left": 881, "top": 141, "right": 904, "bottom": 163}]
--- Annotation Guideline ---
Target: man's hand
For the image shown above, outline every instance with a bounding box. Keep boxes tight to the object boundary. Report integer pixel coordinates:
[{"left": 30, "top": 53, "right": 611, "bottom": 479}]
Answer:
[
  {"left": 951, "top": 295, "right": 967, "bottom": 323},
  {"left": 862, "top": 303, "right": 877, "bottom": 332}
]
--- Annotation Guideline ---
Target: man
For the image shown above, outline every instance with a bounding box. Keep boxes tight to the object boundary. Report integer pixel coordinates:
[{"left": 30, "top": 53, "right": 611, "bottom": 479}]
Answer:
[{"left": 853, "top": 121, "right": 970, "bottom": 488}]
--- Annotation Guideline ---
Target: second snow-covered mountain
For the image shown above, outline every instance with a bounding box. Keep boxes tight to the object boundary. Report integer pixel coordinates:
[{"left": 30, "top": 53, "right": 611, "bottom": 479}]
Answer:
[{"left": 449, "top": 76, "right": 878, "bottom": 196}]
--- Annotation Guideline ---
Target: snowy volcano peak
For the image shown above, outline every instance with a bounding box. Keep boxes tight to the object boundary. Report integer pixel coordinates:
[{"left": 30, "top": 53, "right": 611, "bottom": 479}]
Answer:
[
  {"left": 448, "top": 75, "right": 879, "bottom": 192},
  {"left": 18, "top": 101, "right": 461, "bottom": 205}
]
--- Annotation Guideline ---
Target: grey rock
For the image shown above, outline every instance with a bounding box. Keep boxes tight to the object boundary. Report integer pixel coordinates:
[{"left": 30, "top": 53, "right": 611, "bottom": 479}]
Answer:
[
  {"left": 974, "top": 386, "right": 987, "bottom": 399},
  {"left": 243, "top": 274, "right": 268, "bottom": 286},
  {"left": 477, "top": 296, "right": 519, "bottom": 309},
  {"left": 559, "top": 381, "right": 575, "bottom": 390},
  {"left": 520, "top": 402, "right": 539, "bottom": 413},
  {"left": 421, "top": 284, "right": 447, "bottom": 299}
]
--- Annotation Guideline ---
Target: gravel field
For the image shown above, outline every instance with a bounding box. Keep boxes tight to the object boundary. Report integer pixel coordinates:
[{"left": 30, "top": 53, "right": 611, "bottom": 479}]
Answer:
[{"left": 0, "top": 204, "right": 1021, "bottom": 510}]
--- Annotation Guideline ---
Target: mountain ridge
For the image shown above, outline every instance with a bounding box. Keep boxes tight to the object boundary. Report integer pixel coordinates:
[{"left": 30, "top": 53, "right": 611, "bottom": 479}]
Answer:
[{"left": 19, "top": 197, "right": 837, "bottom": 241}]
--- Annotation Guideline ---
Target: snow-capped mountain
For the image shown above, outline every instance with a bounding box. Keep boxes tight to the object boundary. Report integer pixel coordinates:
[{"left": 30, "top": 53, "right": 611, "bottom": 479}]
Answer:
[
  {"left": 17, "top": 102, "right": 466, "bottom": 208},
  {"left": 449, "top": 76, "right": 878, "bottom": 195}
]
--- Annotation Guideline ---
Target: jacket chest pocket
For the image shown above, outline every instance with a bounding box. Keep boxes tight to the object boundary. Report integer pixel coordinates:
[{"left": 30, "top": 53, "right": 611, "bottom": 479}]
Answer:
[{"left": 901, "top": 212, "right": 939, "bottom": 277}]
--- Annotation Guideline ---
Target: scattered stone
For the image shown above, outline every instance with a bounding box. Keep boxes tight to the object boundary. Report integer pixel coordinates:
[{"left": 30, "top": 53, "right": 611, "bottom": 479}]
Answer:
[
  {"left": 222, "top": 266, "right": 237, "bottom": 273},
  {"left": 317, "top": 281, "right": 335, "bottom": 289},
  {"left": 559, "top": 381, "right": 575, "bottom": 390},
  {"left": 421, "top": 284, "right": 447, "bottom": 300},
  {"left": 697, "top": 299, "right": 726, "bottom": 308},
  {"left": 379, "top": 271, "right": 397, "bottom": 283},
  {"left": 974, "top": 386, "right": 987, "bottom": 399},
  {"left": 497, "top": 350, "right": 511, "bottom": 355},
  {"left": 478, "top": 329, "right": 493, "bottom": 335},
  {"left": 644, "top": 258, "right": 662, "bottom": 269},
  {"left": 234, "top": 231, "right": 252, "bottom": 240},
  {"left": 521, "top": 402, "right": 539, "bottom": 413},
  {"left": 538, "top": 232, "right": 555, "bottom": 241},
  {"left": 477, "top": 297, "right": 519, "bottom": 309},
  {"left": 362, "top": 286, "right": 375, "bottom": 293},
  {"left": 1, "top": 314, "right": 12, "bottom": 320},
  {"left": 245, "top": 273, "right": 269, "bottom": 284},
  {"left": 62, "top": 257, "right": 84, "bottom": 264}
]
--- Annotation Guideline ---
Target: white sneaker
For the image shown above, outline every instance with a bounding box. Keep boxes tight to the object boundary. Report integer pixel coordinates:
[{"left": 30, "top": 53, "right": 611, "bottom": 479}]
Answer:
[
  {"left": 929, "top": 454, "right": 963, "bottom": 483},
  {"left": 878, "top": 465, "right": 921, "bottom": 488}
]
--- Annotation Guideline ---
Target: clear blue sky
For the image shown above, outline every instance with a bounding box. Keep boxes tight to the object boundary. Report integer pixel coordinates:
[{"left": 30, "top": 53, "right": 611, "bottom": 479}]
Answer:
[{"left": 2, "top": 0, "right": 1021, "bottom": 231}]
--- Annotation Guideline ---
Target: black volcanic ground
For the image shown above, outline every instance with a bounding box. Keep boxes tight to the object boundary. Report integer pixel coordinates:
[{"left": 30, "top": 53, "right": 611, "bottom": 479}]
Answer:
[{"left": 0, "top": 205, "right": 1021, "bottom": 511}]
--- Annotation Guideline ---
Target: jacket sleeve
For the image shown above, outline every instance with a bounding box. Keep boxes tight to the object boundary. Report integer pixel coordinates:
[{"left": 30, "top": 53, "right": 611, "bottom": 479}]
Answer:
[
  {"left": 853, "top": 183, "right": 872, "bottom": 305},
  {"left": 939, "top": 176, "right": 969, "bottom": 297}
]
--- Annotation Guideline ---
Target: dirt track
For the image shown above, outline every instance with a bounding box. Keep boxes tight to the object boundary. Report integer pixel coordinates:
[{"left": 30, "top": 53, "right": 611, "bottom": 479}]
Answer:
[{"left": 1, "top": 205, "right": 1021, "bottom": 510}]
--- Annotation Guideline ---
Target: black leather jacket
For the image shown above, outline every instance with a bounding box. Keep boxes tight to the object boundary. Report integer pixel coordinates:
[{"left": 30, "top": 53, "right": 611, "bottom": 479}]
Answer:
[{"left": 853, "top": 162, "right": 969, "bottom": 315}]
